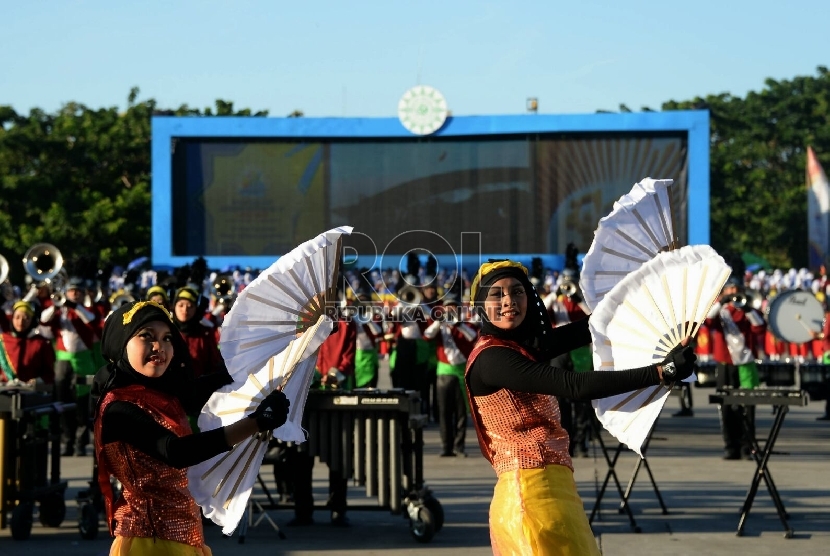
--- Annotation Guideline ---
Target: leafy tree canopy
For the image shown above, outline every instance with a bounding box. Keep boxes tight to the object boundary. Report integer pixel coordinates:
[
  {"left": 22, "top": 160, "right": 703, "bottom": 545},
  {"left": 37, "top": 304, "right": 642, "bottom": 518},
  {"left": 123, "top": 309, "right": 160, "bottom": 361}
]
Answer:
[
  {"left": 0, "top": 87, "right": 266, "bottom": 284},
  {"left": 662, "top": 66, "right": 830, "bottom": 269}
]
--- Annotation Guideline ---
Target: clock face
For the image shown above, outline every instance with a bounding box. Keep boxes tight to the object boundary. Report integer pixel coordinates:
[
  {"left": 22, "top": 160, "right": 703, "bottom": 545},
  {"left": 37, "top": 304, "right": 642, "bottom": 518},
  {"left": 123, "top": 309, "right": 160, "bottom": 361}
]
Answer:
[{"left": 397, "top": 86, "right": 448, "bottom": 135}]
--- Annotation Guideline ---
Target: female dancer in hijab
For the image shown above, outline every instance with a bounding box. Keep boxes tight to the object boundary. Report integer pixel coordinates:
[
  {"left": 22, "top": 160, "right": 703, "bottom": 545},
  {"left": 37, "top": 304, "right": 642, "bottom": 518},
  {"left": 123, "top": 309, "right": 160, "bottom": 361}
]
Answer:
[
  {"left": 93, "top": 300, "right": 289, "bottom": 555},
  {"left": 465, "top": 261, "right": 696, "bottom": 555}
]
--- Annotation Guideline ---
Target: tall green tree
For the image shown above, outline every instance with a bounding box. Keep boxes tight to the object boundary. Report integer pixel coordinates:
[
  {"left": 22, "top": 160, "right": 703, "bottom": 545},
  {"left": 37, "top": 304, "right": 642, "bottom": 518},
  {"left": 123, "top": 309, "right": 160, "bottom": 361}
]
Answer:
[
  {"left": 0, "top": 88, "right": 266, "bottom": 284},
  {"left": 663, "top": 66, "right": 830, "bottom": 269}
]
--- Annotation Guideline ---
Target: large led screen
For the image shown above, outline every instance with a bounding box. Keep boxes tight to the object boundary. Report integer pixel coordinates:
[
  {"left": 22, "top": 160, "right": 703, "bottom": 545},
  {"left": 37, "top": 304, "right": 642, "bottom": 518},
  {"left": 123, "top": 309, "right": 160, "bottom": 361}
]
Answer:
[{"left": 171, "top": 133, "right": 688, "bottom": 260}]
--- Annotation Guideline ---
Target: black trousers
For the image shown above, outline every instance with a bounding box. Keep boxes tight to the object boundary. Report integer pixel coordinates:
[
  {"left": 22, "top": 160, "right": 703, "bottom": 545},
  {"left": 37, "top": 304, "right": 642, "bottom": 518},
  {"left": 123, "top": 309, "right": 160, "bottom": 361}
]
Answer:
[
  {"left": 436, "top": 374, "right": 467, "bottom": 454},
  {"left": 54, "top": 359, "right": 82, "bottom": 453},
  {"left": 392, "top": 338, "right": 430, "bottom": 415},
  {"left": 557, "top": 396, "right": 594, "bottom": 455},
  {"left": 678, "top": 382, "right": 694, "bottom": 410},
  {"left": 428, "top": 360, "right": 439, "bottom": 423},
  {"left": 716, "top": 362, "right": 756, "bottom": 455},
  {"left": 285, "top": 445, "right": 347, "bottom": 519}
]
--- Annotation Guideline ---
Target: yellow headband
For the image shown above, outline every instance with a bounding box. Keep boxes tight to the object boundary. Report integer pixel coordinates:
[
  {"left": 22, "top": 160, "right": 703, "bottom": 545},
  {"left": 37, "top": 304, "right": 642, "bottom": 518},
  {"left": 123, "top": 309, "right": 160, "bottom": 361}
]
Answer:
[
  {"left": 146, "top": 285, "right": 168, "bottom": 300},
  {"left": 176, "top": 288, "right": 198, "bottom": 303},
  {"left": 12, "top": 301, "right": 35, "bottom": 317},
  {"left": 469, "top": 260, "right": 529, "bottom": 305},
  {"left": 122, "top": 300, "right": 174, "bottom": 325}
]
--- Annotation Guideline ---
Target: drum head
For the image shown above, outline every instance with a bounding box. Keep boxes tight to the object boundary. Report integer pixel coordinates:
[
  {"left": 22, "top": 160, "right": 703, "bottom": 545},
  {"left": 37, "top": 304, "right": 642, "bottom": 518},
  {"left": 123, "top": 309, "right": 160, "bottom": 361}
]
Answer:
[{"left": 767, "top": 290, "right": 825, "bottom": 343}]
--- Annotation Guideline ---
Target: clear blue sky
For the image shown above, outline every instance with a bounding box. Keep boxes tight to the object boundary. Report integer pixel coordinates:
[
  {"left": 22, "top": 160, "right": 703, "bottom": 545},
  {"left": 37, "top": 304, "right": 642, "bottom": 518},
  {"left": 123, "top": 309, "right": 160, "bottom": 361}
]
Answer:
[{"left": 2, "top": 0, "right": 828, "bottom": 117}]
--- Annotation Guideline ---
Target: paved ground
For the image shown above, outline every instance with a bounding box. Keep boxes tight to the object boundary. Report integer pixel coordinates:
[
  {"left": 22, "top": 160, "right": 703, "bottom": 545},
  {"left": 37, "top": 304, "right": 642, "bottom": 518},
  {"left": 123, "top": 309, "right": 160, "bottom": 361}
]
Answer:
[{"left": 2, "top": 381, "right": 829, "bottom": 555}]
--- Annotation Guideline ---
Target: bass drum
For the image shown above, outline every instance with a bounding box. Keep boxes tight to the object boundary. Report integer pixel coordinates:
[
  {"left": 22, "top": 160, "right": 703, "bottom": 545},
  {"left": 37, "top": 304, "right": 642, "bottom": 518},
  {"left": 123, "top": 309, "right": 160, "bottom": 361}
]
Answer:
[{"left": 767, "top": 290, "right": 824, "bottom": 344}]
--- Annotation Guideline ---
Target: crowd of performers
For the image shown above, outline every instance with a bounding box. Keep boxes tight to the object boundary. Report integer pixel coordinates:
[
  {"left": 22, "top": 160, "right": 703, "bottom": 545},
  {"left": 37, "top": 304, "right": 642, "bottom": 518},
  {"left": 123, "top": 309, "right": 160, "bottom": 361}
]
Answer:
[
  {"left": 4, "top": 260, "right": 828, "bottom": 461},
  {"left": 3, "top": 255, "right": 830, "bottom": 554}
]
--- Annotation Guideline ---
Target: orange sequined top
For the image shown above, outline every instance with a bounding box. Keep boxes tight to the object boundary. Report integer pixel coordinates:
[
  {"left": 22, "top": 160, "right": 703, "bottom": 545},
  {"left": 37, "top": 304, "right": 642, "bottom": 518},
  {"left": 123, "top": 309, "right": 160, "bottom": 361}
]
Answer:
[
  {"left": 94, "top": 385, "right": 204, "bottom": 547},
  {"left": 465, "top": 336, "right": 572, "bottom": 475}
]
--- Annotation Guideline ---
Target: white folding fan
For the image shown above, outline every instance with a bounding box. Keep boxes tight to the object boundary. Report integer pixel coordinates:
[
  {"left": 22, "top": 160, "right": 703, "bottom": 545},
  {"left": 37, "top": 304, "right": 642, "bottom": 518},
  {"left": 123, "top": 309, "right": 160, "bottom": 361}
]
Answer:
[
  {"left": 188, "top": 316, "right": 332, "bottom": 535},
  {"left": 580, "top": 178, "right": 677, "bottom": 312},
  {"left": 589, "top": 244, "right": 731, "bottom": 455},
  {"left": 219, "top": 226, "right": 352, "bottom": 381}
]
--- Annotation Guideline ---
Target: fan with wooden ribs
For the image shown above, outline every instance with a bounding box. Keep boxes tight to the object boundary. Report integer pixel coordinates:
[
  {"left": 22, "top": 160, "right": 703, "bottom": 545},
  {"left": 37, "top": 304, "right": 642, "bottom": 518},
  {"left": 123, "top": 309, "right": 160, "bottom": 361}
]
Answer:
[
  {"left": 187, "top": 226, "right": 351, "bottom": 534},
  {"left": 579, "top": 178, "right": 677, "bottom": 312},
  {"left": 589, "top": 245, "right": 730, "bottom": 454}
]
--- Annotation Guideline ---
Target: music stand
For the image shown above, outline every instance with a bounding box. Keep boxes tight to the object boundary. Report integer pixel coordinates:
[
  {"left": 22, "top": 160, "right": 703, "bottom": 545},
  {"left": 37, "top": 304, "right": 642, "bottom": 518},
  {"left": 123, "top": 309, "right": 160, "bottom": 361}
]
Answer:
[
  {"left": 708, "top": 388, "right": 807, "bottom": 538},
  {"left": 588, "top": 417, "right": 668, "bottom": 533},
  {"left": 234, "top": 473, "right": 286, "bottom": 543}
]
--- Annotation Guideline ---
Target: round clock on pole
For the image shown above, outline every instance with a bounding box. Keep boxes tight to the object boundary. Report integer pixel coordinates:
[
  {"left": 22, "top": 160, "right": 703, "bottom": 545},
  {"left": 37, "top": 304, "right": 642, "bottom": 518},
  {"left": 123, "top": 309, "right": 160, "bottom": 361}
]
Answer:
[{"left": 397, "top": 85, "right": 448, "bottom": 135}]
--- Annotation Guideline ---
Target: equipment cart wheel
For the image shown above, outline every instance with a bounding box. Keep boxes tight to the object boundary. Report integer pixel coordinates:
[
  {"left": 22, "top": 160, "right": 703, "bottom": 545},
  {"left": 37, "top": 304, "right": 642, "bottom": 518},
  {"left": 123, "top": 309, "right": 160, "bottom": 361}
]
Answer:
[
  {"left": 11, "top": 503, "right": 34, "bottom": 540},
  {"left": 409, "top": 506, "right": 436, "bottom": 543},
  {"left": 423, "top": 495, "right": 444, "bottom": 532},
  {"left": 78, "top": 502, "right": 99, "bottom": 540},
  {"left": 39, "top": 492, "right": 66, "bottom": 527}
]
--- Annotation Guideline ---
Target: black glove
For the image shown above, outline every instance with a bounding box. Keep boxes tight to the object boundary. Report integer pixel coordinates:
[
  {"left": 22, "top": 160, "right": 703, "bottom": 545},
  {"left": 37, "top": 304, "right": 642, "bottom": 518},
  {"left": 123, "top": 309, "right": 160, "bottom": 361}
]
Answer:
[
  {"left": 659, "top": 343, "right": 697, "bottom": 384},
  {"left": 63, "top": 300, "right": 77, "bottom": 309},
  {"left": 248, "top": 390, "right": 290, "bottom": 432}
]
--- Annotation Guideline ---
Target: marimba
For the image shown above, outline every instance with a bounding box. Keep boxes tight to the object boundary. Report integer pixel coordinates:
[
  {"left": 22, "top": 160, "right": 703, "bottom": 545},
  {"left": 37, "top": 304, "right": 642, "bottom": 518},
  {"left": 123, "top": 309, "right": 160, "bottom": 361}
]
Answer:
[
  {"left": 798, "top": 363, "right": 830, "bottom": 400},
  {"left": 299, "top": 388, "right": 442, "bottom": 542},
  {"left": 709, "top": 388, "right": 808, "bottom": 538}
]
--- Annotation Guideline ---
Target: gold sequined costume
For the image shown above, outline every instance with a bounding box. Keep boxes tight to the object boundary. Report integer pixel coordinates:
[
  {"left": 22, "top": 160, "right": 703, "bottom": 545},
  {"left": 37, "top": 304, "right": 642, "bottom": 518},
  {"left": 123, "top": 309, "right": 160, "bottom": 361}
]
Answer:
[
  {"left": 95, "top": 384, "right": 207, "bottom": 552},
  {"left": 466, "top": 336, "right": 600, "bottom": 555}
]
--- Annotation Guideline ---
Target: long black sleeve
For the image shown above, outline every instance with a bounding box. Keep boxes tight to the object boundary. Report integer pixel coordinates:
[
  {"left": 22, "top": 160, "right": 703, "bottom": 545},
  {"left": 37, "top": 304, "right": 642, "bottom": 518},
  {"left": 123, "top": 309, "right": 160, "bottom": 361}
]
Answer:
[
  {"left": 546, "top": 319, "right": 592, "bottom": 359},
  {"left": 468, "top": 346, "right": 660, "bottom": 401},
  {"left": 101, "top": 401, "right": 231, "bottom": 469},
  {"left": 178, "top": 369, "right": 234, "bottom": 416}
]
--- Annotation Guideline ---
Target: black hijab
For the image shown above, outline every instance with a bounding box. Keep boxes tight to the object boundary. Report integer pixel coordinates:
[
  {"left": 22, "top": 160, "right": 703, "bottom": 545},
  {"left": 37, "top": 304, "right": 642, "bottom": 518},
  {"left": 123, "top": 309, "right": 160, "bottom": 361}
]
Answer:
[
  {"left": 173, "top": 286, "right": 204, "bottom": 335},
  {"left": 471, "top": 260, "right": 555, "bottom": 360},
  {"left": 91, "top": 301, "right": 194, "bottom": 417}
]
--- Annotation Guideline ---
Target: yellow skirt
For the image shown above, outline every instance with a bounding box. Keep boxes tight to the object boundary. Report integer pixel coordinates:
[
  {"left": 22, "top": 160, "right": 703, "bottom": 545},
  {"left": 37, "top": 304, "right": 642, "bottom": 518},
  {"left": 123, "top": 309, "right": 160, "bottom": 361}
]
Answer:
[
  {"left": 490, "top": 465, "right": 600, "bottom": 556},
  {"left": 110, "top": 536, "right": 212, "bottom": 556}
]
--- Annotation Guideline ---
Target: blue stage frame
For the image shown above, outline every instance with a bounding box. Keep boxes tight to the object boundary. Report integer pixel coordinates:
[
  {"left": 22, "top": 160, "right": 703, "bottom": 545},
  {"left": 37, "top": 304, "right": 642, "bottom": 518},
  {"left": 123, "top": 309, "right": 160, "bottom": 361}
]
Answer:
[{"left": 151, "top": 111, "right": 709, "bottom": 269}]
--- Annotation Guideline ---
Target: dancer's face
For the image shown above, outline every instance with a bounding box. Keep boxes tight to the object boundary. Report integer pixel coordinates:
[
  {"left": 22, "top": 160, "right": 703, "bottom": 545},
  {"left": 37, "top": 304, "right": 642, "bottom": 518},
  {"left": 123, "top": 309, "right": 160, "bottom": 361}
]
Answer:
[
  {"left": 126, "top": 320, "right": 175, "bottom": 378},
  {"left": 484, "top": 277, "right": 527, "bottom": 330}
]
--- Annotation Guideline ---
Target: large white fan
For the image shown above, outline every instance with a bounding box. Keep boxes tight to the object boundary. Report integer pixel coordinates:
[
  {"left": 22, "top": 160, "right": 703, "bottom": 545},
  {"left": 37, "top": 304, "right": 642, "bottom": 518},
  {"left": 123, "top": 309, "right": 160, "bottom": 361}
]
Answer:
[
  {"left": 580, "top": 178, "right": 677, "bottom": 312},
  {"left": 188, "top": 316, "right": 332, "bottom": 535},
  {"left": 220, "top": 226, "right": 351, "bottom": 381},
  {"left": 589, "top": 245, "right": 731, "bottom": 455}
]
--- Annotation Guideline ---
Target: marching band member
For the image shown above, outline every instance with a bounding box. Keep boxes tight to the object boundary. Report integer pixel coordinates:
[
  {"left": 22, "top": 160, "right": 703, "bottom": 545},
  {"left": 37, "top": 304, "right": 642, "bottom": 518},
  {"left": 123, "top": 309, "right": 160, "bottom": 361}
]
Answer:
[
  {"left": 465, "top": 260, "right": 695, "bottom": 554},
  {"left": 374, "top": 279, "right": 397, "bottom": 359},
  {"left": 287, "top": 310, "right": 357, "bottom": 527},
  {"left": 388, "top": 278, "right": 430, "bottom": 396},
  {"left": 423, "top": 294, "right": 477, "bottom": 457},
  {"left": 41, "top": 276, "right": 98, "bottom": 456},
  {"left": 705, "top": 277, "right": 763, "bottom": 460},
  {"left": 421, "top": 277, "right": 441, "bottom": 422},
  {"left": 172, "top": 286, "right": 225, "bottom": 381},
  {"left": 145, "top": 285, "right": 170, "bottom": 310},
  {"left": 765, "top": 325, "right": 787, "bottom": 361},
  {"left": 0, "top": 300, "right": 55, "bottom": 385},
  {"left": 353, "top": 292, "right": 382, "bottom": 388},
  {"left": 88, "top": 280, "right": 110, "bottom": 371}
]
